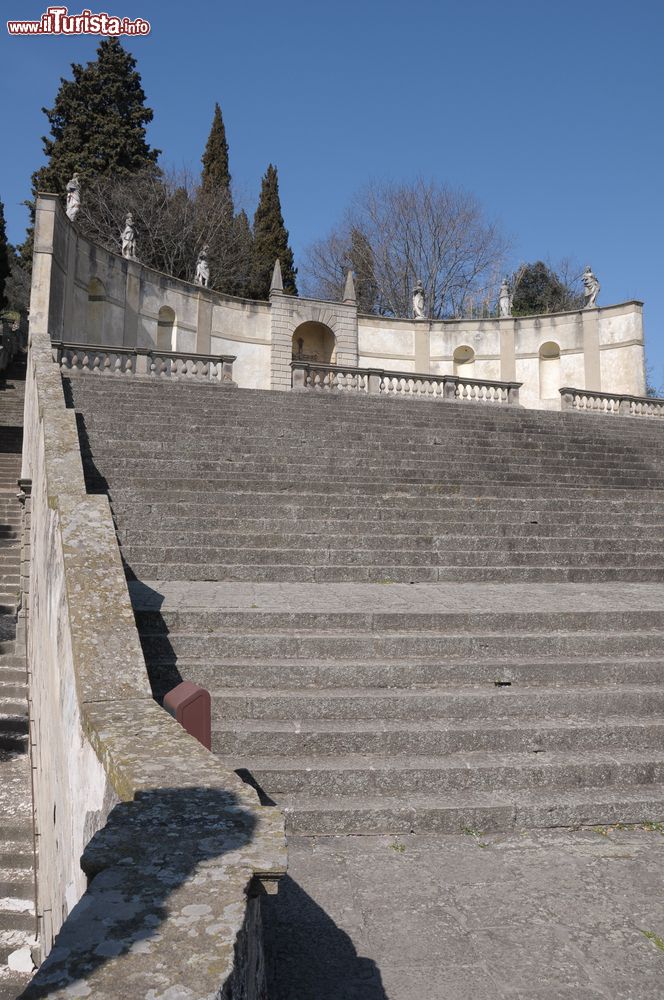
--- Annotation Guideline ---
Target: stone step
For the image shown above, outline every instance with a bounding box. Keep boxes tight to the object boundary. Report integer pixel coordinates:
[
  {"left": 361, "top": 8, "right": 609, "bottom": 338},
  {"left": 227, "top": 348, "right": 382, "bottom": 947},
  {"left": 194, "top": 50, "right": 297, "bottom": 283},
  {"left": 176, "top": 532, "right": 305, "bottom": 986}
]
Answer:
[
  {"left": 123, "top": 545, "right": 664, "bottom": 567},
  {"left": 231, "top": 748, "right": 664, "bottom": 797},
  {"left": 174, "top": 654, "right": 664, "bottom": 690},
  {"left": 115, "top": 508, "right": 664, "bottom": 528},
  {"left": 212, "top": 715, "right": 664, "bottom": 757},
  {"left": 0, "top": 682, "right": 25, "bottom": 701},
  {"left": 209, "top": 684, "right": 664, "bottom": 722},
  {"left": 140, "top": 628, "right": 664, "bottom": 662},
  {"left": 123, "top": 534, "right": 664, "bottom": 556},
  {"left": 277, "top": 783, "right": 664, "bottom": 835},
  {"left": 135, "top": 608, "right": 664, "bottom": 634},
  {"left": 81, "top": 444, "right": 662, "bottom": 467},
  {"left": 106, "top": 483, "right": 664, "bottom": 503},
  {"left": 82, "top": 443, "right": 658, "bottom": 465},
  {"left": 126, "top": 562, "right": 664, "bottom": 583},
  {"left": 87, "top": 468, "right": 664, "bottom": 489}
]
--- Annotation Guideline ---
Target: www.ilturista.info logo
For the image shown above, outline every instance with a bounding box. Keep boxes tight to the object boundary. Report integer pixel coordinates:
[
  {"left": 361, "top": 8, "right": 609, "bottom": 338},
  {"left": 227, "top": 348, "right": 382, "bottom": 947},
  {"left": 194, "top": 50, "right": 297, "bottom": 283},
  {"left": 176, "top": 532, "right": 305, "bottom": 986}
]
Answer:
[{"left": 7, "top": 6, "right": 151, "bottom": 35}]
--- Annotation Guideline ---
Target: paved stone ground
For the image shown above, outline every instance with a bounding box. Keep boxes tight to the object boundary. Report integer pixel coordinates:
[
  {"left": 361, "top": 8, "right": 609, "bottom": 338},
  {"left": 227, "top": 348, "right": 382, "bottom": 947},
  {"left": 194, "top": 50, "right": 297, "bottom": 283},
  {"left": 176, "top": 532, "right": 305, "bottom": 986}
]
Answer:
[{"left": 263, "top": 827, "right": 664, "bottom": 999}]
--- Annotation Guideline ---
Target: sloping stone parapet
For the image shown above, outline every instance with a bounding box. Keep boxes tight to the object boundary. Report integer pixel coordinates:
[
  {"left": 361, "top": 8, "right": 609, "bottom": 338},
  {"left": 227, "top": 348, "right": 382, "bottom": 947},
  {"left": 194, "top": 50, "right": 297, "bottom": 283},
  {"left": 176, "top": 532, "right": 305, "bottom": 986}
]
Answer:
[{"left": 18, "top": 193, "right": 286, "bottom": 998}]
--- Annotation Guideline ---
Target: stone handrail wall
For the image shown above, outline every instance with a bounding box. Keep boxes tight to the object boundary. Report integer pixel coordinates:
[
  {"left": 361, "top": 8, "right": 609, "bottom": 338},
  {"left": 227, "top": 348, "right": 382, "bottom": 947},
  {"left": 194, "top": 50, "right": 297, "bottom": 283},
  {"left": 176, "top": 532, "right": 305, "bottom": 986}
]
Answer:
[
  {"left": 53, "top": 340, "right": 236, "bottom": 383},
  {"left": 21, "top": 194, "right": 285, "bottom": 997},
  {"left": 292, "top": 360, "right": 522, "bottom": 404},
  {"left": 560, "top": 386, "right": 664, "bottom": 418}
]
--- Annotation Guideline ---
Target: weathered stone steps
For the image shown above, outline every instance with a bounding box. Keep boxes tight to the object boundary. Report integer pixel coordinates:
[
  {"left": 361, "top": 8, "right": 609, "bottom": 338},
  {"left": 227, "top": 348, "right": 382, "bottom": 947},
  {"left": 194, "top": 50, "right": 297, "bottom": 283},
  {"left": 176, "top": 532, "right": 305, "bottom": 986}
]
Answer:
[
  {"left": 212, "top": 715, "right": 664, "bottom": 756},
  {"left": 230, "top": 748, "right": 664, "bottom": 796},
  {"left": 69, "top": 376, "right": 664, "bottom": 837},
  {"left": 277, "top": 784, "right": 664, "bottom": 835}
]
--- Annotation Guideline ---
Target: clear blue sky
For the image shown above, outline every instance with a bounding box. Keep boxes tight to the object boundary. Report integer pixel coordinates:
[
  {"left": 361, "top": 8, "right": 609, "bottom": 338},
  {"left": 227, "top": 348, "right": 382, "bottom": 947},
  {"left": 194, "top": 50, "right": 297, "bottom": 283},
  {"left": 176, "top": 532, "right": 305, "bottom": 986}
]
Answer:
[{"left": 2, "top": 0, "right": 662, "bottom": 380}]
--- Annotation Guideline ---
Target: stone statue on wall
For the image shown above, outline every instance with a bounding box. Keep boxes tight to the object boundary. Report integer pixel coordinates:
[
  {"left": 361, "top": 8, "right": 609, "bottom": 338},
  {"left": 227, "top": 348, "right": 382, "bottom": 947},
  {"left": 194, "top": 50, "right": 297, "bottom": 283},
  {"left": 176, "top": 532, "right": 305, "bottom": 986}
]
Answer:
[
  {"left": 582, "top": 265, "right": 600, "bottom": 308},
  {"left": 412, "top": 279, "right": 425, "bottom": 319},
  {"left": 498, "top": 277, "right": 512, "bottom": 317},
  {"left": 65, "top": 173, "right": 81, "bottom": 222},
  {"left": 194, "top": 245, "right": 210, "bottom": 287},
  {"left": 121, "top": 214, "right": 137, "bottom": 260}
]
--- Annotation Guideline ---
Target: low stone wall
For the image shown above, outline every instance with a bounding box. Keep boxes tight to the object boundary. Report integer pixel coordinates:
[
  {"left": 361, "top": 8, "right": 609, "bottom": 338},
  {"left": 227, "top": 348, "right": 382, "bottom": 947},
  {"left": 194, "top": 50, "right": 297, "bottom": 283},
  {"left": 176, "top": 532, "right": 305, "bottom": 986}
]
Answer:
[{"left": 20, "top": 191, "right": 285, "bottom": 998}]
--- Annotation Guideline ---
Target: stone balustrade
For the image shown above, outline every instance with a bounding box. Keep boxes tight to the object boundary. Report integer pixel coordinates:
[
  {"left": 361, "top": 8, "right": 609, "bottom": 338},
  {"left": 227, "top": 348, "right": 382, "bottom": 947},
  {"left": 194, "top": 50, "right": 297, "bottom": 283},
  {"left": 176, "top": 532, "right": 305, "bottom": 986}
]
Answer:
[
  {"left": 291, "top": 360, "right": 521, "bottom": 404},
  {"left": 52, "top": 341, "right": 236, "bottom": 383},
  {"left": 560, "top": 387, "right": 664, "bottom": 418}
]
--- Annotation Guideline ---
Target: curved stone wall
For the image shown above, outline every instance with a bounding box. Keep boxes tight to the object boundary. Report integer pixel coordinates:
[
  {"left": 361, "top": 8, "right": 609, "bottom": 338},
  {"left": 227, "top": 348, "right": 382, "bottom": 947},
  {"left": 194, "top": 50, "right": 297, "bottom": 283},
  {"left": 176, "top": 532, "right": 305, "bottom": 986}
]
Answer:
[{"left": 52, "top": 193, "right": 645, "bottom": 407}]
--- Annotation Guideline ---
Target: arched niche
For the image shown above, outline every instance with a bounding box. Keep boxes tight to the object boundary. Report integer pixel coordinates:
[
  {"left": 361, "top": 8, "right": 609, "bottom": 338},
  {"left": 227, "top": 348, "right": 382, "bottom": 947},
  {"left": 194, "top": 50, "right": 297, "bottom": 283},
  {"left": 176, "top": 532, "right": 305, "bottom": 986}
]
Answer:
[
  {"left": 157, "top": 306, "right": 177, "bottom": 351},
  {"left": 539, "top": 341, "right": 561, "bottom": 399},
  {"left": 86, "top": 277, "right": 106, "bottom": 344},
  {"left": 292, "top": 321, "right": 337, "bottom": 365},
  {"left": 453, "top": 344, "right": 475, "bottom": 377}
]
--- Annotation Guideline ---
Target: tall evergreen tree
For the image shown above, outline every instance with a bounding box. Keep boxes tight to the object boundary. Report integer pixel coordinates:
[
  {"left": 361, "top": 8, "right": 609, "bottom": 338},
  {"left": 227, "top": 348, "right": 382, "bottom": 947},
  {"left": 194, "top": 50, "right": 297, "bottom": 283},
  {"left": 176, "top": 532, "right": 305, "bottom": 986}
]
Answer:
[
  {"left": 250, "top": 164, "right": 297, "bottom": 298},
  {"left": 201, "top": 103, "right": 232, "bottom": 207},
  {"left": 32, "top": 37, "right": 159, "bottom": 195},
  {"left": 0, "top": 201, "right": 11, "bottom": 312}
]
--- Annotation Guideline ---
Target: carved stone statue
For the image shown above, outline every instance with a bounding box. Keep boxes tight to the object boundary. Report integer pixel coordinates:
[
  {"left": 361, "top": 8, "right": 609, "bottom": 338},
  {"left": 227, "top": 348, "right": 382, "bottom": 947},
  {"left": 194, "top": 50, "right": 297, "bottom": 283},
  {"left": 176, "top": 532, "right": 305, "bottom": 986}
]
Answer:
[
  {"left": 121, "top": 214, "right": 136, "bottom": 260},
  {"left": 498, "top": 277, "right": 512, "bottom": 317},
  {"left": 194, "top": 244, "right": 210, "bottom": 287},
  {"left": 65, "top": 173, "right": 81, "bottom": 222},
  {"left": 412, "top": 279, "right": 425, "bottom": 319},
  {"left": 582, "top": 265, "right": 600, "bottom": 308}
]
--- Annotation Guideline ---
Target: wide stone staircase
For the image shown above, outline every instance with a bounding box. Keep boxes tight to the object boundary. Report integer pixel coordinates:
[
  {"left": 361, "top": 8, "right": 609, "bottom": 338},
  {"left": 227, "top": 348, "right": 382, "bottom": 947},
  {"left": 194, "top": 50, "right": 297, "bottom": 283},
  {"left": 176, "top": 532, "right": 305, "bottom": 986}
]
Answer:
[
  {"left": 0, "top": 356, "right": 36, "bottom": 998},
  {"left": 66, "top": 376, "right": 664, "bottom": 835}
]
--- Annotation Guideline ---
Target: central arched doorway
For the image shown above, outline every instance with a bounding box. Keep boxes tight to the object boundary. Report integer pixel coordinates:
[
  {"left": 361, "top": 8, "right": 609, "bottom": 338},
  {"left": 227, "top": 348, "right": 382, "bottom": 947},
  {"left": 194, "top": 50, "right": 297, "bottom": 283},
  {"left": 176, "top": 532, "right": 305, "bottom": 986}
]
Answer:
[{"left": 292, "top": 321, "right": 336, "bottom": 365}]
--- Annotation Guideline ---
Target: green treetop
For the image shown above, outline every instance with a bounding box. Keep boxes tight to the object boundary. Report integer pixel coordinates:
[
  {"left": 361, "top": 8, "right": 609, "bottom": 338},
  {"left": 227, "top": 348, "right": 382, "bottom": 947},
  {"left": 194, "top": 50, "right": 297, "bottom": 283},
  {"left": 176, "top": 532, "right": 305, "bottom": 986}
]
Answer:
[
  {"left": 250, "top": 164, "right": 297, "bottom": 298},
  {"left": 201, "top": 103, "right": 232, "bottom": 205},
  {"left": 31, "top": 37, "right": 159, "bottom": 197}
]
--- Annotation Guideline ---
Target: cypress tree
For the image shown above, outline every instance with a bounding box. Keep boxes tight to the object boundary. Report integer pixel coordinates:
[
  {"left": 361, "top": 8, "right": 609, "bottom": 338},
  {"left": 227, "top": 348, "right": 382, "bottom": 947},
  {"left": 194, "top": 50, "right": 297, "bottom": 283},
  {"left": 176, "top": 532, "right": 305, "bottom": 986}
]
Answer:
[
  {"left": 0, "top": 201, "right": 10, "bottom": 312},
  {"left": 31, "top": 37, "right": 159, "bottom": 197},
  {"left": 201, "top": 103, "right": 232, "bottom": 208},
  {"left": 250, "top": 164, "right": 297, "bottom": 298}
]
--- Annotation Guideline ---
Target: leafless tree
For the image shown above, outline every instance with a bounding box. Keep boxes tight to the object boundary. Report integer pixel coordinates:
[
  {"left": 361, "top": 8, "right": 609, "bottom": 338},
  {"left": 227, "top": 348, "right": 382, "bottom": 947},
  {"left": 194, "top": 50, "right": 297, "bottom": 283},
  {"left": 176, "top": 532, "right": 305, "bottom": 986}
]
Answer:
[
  {"left": 76, "top": 168, "right": 253, "bottom": 296},
  {"left": 302, "top": 178, "right": 511, "bottom": 318}
]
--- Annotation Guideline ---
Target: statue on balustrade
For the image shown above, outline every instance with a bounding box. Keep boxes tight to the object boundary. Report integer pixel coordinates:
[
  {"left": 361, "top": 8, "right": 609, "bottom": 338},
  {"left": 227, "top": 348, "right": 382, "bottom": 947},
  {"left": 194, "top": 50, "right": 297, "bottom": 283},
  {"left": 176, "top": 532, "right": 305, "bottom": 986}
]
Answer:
[
  {"left": 412, "top": 279, "right": 426, "bottom": 319},
  {"left": 582, "top": 265, "right": 600, "bottom": 308},
  {"left": 194, "top": 245, "right": 210, "bottom": 287},
  {"left": 65, "top": 173, "right": 81, "bottom": 222},
  {"left": 121, "top": 214, "right": 137, "bottom": 260},
  {"left": 498, "top": 277, "right": 512, "bottom": 317}
]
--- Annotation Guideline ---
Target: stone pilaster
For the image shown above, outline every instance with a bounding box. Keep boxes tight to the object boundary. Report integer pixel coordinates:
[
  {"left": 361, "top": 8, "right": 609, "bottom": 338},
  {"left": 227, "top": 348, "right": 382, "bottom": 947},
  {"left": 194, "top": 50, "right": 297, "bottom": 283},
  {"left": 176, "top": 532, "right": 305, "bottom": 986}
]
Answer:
[{"left": 581, "top": 308, "right": 601, "bottom": 391}]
